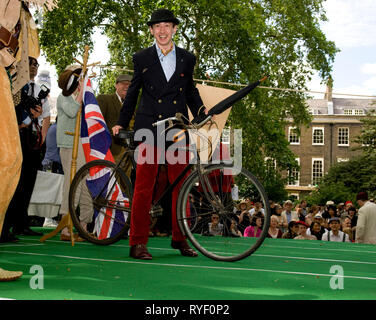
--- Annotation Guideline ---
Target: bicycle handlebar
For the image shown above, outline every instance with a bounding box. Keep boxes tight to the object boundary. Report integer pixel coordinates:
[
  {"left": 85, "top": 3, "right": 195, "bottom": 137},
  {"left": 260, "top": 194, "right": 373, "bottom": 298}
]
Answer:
[
  {"left": 152, "top": 114, "right": 212, "bottom": 130},
  {"left": 152, "top": 116, "right": 179, "bottom": 127}
]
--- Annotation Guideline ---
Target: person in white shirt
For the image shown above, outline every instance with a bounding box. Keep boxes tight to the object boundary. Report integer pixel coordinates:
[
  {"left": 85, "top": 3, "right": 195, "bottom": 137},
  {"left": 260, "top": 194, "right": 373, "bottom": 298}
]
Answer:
[
  {"left": 306, "top": 213, "right": 328, "bottom": 238},
  {"left": 208, "top": 214, "right": 223, "bottom": 236},
  {"left": 19, "top": 58, "right": 51, "bottom": 144},
  {"left": 294, "top": 221, "right": 317, "bottom": 240},
  {"left": 249, "top": 201, "right": 264, "bottom": 216},
  {"left": 281, "top": 200, "right": 299, "bottom": 232},
  {"left": 355, "top": 191, "right": 376, "bottom": 244},
  {"left": 322, "top": 217, "right": 350, "bottom": 242}
]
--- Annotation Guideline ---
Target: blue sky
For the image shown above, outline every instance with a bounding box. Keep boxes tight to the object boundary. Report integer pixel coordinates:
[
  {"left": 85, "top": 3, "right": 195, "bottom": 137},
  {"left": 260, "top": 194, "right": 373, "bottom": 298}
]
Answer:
[
  {"left": 309, "top": 0, "right": 376, "bottom": 98},
  {"left": 39, "top": 0, "right": 376, "bottom": 99}
]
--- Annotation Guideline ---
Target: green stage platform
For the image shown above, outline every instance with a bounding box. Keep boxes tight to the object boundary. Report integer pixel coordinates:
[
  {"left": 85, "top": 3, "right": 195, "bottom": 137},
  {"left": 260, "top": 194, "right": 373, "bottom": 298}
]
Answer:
[{"left": 1, "top": 227, "right": 376, "bottom": 300}]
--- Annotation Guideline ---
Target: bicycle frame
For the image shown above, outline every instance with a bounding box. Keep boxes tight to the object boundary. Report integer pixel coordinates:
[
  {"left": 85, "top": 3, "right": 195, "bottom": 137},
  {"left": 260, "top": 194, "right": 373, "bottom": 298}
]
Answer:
[{"left": 93, "top": 128, "right": 226, "bottom": 218}]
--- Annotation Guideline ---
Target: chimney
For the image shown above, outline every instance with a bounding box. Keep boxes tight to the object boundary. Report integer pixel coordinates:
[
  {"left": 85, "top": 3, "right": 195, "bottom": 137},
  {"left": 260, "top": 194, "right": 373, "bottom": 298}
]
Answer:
[
  {"left": 324, "top": 77, "right": 334, "bottom": 115},
  {"left": 324, "top": 77, "right": 333, "bottom": 102}
]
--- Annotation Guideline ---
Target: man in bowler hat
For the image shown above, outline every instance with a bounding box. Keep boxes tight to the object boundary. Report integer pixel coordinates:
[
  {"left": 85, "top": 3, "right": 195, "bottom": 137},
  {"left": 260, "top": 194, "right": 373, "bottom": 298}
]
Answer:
[{"left": 113, "top": 8, "right": 207, "bottom": 260}]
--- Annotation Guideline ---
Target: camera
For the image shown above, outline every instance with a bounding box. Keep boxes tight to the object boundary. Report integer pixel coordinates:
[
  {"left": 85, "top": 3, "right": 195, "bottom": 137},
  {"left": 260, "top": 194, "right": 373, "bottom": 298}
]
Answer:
[
  {"left": 16, "top": 83, "right": 50, "bottom": 125},
  {"left": 21, "top": 83, "right": 50, "bottom": 111}
]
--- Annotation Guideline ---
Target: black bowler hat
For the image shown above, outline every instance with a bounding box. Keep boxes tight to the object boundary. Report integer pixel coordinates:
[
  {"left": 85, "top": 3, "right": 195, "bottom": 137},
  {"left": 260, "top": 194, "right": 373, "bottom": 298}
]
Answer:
[{"left": 147, "top": 9, "right": 180, "bottom": 26}]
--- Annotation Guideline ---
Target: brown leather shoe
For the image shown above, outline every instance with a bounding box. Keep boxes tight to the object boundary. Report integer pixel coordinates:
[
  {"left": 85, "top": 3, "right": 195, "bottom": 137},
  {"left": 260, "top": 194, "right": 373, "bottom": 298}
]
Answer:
[
  {"left": 60, "top": 233, "right": 85, "bottom": 242},
  {"left": 171, "top": 239, "right": 198, "bottom": 257},
  {"left": 129, "top": 244, "right": 152, "bottom": 260}
]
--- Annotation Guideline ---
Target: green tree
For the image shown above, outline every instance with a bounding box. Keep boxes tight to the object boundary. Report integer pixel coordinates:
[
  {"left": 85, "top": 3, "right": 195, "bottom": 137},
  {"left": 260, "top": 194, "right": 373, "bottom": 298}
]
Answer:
[
  {"left": 305, "top": 155, "right": 376, "bottom": 205},
  {"left": 353, "top": 108, "right": 376, "bottom": 156},
  {"left": 38, "top": 0, "right": 338, "bottom": 201}
]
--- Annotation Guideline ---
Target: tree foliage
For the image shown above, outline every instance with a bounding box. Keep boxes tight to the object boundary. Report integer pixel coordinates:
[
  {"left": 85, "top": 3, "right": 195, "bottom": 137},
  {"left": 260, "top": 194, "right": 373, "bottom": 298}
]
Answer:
[
  {"left": 305, "top": 155, "right": 376, "bottom": 206},
  {"left": 38, "top": 0, "right": 338, "bottom": 201},
  {"left": 353, "top": 108, "right": 376, "bottom": 156}
]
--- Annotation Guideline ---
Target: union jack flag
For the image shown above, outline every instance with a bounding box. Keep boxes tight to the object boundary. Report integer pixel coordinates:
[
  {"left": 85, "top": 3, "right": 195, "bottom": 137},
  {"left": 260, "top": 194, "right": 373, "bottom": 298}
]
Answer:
[{"left": 81, "top": 76, "right": 129, "bottom": 239}]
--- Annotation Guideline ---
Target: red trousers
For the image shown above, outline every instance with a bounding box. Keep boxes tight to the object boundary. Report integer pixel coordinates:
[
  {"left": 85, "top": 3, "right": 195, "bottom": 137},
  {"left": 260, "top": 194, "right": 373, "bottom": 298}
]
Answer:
[{"left": 129, "top": 144, "right": 191, "bottom": 246}]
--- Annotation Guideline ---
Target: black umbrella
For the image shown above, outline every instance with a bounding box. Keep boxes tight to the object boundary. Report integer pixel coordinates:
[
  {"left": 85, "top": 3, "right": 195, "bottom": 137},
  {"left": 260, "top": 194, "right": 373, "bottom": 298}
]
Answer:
[{"left": 193, "top": 76, "right": 267, "bottom": 124}]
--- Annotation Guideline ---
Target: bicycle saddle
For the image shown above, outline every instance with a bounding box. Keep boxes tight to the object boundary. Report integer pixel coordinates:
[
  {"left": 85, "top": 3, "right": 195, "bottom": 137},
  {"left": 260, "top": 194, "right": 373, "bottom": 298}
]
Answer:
[
  {"left": 116, "top": 129, "right": 134, "bottom": 140},
  {"left": 115, "top": 129, "right": 135, "bottom": 148}
]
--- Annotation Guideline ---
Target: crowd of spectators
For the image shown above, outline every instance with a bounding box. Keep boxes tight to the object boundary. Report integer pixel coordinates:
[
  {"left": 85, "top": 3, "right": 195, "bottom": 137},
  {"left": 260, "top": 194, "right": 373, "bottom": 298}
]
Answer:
[{"left": 202, "top": 192, "right": 376, "bottom": 244}]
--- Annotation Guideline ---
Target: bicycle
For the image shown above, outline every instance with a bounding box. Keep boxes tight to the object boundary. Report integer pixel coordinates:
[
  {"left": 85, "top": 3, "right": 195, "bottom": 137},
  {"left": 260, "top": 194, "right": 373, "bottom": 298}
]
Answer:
[{"left": 69, "top": 77, "right": 270, "bottom": 261}]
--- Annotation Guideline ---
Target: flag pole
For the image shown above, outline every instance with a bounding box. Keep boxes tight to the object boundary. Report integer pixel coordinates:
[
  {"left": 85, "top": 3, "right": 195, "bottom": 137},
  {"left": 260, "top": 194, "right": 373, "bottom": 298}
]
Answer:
[{"left": 40, "top": 45, "right": 92, "bottom": 246}]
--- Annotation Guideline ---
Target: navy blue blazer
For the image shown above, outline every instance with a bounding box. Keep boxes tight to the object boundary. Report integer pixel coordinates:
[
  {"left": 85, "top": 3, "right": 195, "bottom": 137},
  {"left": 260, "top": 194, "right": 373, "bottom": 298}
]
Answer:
[{"left": 117, "top": 44, "right": 204, "bottom": 142}]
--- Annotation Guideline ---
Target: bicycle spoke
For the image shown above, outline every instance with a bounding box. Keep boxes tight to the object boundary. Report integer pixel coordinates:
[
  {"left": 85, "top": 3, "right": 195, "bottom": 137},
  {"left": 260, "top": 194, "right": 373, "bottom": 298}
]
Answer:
[
  {"left": 177, "top": 163, "right": 270, "bottom": 261},
  {"left": 69, "top": 160, "right": 132, "bottom": 245}
]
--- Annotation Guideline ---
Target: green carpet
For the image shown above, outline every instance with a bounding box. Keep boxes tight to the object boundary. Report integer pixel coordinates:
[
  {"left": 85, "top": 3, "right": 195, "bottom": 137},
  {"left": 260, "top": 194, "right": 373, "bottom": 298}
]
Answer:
[{"left": 1, "top": 227, "right": 376, "bottom": 300}]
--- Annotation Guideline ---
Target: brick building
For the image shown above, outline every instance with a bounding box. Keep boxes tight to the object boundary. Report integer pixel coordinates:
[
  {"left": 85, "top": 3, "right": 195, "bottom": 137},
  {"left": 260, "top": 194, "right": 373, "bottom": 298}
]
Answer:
[{"left": 285, "top": 87, "right": 375, "bottom": 199}]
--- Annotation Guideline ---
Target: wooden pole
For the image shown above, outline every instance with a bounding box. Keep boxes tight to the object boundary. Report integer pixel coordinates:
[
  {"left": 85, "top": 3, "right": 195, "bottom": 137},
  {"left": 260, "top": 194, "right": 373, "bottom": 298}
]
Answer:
[{"left": 40, "top": 46, "right": 91, "bottom": 246}]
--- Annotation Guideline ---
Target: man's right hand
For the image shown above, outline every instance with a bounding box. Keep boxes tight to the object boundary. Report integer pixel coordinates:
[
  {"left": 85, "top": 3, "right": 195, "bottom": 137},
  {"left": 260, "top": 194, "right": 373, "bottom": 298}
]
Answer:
[{"left": 112, "top": 125, "right": 124, "bottom": 136}]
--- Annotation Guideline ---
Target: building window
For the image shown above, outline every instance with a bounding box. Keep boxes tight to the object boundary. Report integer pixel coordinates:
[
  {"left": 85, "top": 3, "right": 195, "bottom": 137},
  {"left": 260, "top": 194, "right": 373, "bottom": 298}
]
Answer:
[
  {"left": 288, "top": 193, "right": 299, "bottom": 201},
  {"left": 344, "top": 109, "right": 364, "bottom": 115},
  {"left": 288, "top": 127, "right": 300, "bottom": 145},
  {"left": 312, "top": 158, "right": 324, "bottom": 185},
  {"left": 288, "top": 158, "right": 300, "bottom": 186},
  {"left": 264, "top": 157, "right": 276, "bottom": 171},
  {"left": 312, "top": 127, "right": 324, "bottom": 145},
  {"left": 338, "top": 127, "right": 349, "bottom": 146}
]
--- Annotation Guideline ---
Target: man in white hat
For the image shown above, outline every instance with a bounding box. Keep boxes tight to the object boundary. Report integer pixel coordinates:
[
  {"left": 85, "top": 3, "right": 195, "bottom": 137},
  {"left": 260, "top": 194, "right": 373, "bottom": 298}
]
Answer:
[
  {"left": 306, "top": 213, "right": 328, "bottom": 237},
  {"left": 281, "top": 200, "right": 299, "bottom": 232}
]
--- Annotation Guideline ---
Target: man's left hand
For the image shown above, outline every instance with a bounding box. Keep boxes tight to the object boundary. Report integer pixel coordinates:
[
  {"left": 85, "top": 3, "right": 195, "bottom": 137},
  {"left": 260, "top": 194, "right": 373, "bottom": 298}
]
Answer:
[
  {"left": 204, "top": 107, "right": 216, "bottom": 121},
  {"left": 30, "top": 105, "right": 42, "bottom": 119}
]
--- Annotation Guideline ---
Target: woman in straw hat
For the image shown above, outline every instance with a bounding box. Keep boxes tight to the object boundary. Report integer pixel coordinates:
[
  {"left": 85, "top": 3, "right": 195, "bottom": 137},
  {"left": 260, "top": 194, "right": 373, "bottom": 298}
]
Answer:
[
  {"left": 235, "top": 200, "right": 252, "bottom": 233},
  {"left": 56, "top": 64, "right": 94, "bottom": 241}
]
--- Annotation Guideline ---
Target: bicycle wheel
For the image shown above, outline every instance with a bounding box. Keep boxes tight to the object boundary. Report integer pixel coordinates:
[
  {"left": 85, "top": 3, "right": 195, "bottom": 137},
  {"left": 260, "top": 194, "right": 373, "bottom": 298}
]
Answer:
[
  {"left": 177, "top": 163, "right": 270, "bottom": 262},
  {"left": 69, "top": 159, "right": 133, "bottom": 245}
]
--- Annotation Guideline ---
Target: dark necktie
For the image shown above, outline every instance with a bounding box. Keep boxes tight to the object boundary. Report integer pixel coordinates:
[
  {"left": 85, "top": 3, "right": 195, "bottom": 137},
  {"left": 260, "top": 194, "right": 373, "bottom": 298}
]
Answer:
[{"left": 30, "top": 82, "right": 35, "bottom": 97}]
